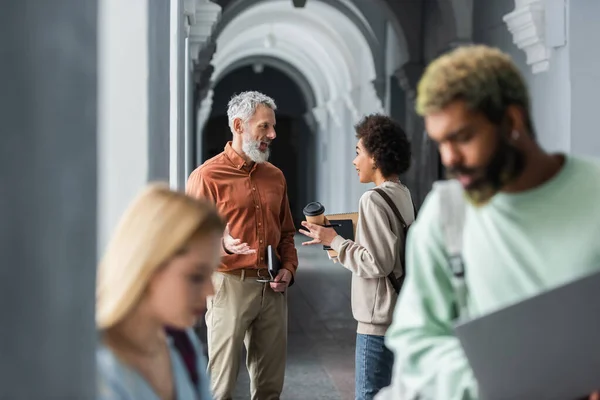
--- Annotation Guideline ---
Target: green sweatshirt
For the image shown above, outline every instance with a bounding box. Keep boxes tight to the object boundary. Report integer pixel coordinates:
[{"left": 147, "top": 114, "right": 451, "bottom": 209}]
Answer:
[{"left": 383, "top": 155, "right": 600, "bottom": 400}]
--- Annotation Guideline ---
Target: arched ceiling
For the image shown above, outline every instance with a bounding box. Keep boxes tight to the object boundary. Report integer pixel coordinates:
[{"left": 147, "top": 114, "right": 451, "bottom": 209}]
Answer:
[
  {"left": 213, "top": 0, "right": 384, "bottom": 58},
  {"left": 218, "top": 55, "right": 317, "bottom": 110},
  {"left": 208, "top": 0, "right": 470, "bottom": 81},
  {"left": 213, "top": 0, "right": 414, "bottom": 62},
  {"left": 211, "top": 0, "right": 380, "bottom": 110},
  {"left": 205, "top": 0, "right": 470, "bottom": 117}
]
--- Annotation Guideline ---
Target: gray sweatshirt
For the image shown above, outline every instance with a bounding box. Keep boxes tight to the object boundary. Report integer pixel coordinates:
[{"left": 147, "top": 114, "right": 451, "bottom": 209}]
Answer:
[{"left": 330, "top": 181, "right": 415, "bottom": 336}]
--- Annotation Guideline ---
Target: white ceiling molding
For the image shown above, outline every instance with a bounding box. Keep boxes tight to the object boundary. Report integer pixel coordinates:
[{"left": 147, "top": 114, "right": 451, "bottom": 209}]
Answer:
[
  {"left": 361, "top": 83, "right": 386, "bottom": 116},
  {"left": 215, "top": 25, "right": 346, "bottom": 97},
  {"left": 503, "top": 0, "right": 549, "bottom": 74},
  {"left": 187, "top": 0, "right": 221, "bottom": 64},
  {"left": 449, "top": 0, "right": 474, "bottom": 40},
  {"left": 326, "top": 101, "right": 343, "bottom": 128},
  {"left": 346, "top": 84, "right": 383, "bottom": 122},
  {"left": 214, "top": 43, "right": 329, "bottom": 105},
  {"left": 219, "top": 55, "right": 318, "bottom": 110},
  {"left": 344, "top": 93, "right": 361, "bottom": 122},
  {"left": 196, "top": 88, "right": 214, "bottom": 134},
  {"left": 311, "top": 106, "right": 329, "bottom": 127},
  {"left": 211, "top": 0, "right": 380, "bottom": 113},
  {"left": 183, "top": 0, "right": 197, "bottom": 24}
]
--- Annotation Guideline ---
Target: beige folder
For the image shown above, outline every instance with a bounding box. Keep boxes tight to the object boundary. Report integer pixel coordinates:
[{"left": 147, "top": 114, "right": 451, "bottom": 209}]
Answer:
[{"left": 324, "top": 212, "right": 358, "bottom": 260}]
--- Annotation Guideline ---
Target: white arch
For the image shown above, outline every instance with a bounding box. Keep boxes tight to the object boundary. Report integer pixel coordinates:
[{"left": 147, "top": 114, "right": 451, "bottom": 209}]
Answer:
[
  {"left": 215, "top": 29, "right": 340, "bottom": 104},
  {"left": 218, "top": 17, "right": 358, "bottom": 87},
  {"left": 206, "top": 0, "right": 383, "bottom": 213},
  {"left": 211, "top": 0, "right": 381, "bottom": 114}
]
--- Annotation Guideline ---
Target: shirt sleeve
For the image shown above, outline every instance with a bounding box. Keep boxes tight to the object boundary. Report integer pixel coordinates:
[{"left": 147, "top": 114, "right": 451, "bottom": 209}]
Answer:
[
  {"left": 277, "top": 180, "right": 298, "bottom": 277},
  {"left": 186, "top": 168, "right": 217, "bottom": 203},
  {"left": 383, "top": 197, "right": 478, "bottom": 400},
  {"left": 330, "top": 192, "right": 399, "bottom": 278},
  {"left": 186, "top": 168, "right": 230, "bottom": 256}
]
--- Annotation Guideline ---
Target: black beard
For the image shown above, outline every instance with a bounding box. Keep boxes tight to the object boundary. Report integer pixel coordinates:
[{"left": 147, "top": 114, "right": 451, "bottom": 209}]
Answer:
[{"left": 446, "top": 129, "right": 525, "bottom": 206}]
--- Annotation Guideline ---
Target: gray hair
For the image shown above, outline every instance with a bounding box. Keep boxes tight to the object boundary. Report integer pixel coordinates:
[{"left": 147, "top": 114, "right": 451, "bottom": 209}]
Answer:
[{"left": 227, "top": 91, "right": 277, "bottom": 133}]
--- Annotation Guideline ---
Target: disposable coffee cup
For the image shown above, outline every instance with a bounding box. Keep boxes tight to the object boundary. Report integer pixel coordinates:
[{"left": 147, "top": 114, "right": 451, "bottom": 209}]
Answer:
[{"left": 303, "top": 202, "right": 326, "bottom": 225}]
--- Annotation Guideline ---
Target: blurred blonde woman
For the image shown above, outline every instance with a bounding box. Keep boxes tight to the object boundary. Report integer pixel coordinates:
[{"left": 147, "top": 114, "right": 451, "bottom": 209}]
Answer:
[{"left": 96, "top": 184, "right": 224, "bottom": 400}]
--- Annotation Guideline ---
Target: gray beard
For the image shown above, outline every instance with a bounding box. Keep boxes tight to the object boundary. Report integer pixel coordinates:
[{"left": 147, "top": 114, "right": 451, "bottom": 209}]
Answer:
[{"left": 242, "top": 134, "right": 270, "bottom": 163}]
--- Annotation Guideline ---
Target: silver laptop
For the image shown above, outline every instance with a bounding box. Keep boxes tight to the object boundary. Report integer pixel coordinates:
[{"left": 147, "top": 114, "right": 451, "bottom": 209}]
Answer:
[{"left": 454, "top": 270, "right": 600, "bottom": 400}]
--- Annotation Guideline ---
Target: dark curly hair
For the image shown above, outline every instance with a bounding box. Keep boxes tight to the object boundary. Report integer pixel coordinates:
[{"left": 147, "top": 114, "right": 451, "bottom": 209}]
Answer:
[{"left": 355, "top": 114, "right": 411, "bottom": 177}]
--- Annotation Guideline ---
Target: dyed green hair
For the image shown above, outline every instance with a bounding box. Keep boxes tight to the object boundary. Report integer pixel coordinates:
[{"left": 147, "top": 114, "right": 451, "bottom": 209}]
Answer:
[{"left": 416, "top": 45, "right": 533, "bottom": 133}]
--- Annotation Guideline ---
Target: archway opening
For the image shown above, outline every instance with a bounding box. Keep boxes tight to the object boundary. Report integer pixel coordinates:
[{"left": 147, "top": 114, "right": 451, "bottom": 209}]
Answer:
[{"left": 202, "top": 65, "right": 316, "bottom": 227}]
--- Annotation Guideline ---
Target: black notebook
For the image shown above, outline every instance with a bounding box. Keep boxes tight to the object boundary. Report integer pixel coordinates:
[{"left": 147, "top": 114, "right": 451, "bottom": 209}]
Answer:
[
  {"left": 266, "top": 245, "right": 281, "bottom": 280},
  {"left": 322, "top": 219, "right": 355, "bottom": 251}
]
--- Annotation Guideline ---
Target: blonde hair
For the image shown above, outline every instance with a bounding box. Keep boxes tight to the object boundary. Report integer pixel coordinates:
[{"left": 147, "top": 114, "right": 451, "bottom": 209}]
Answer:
[
  {"left": 416, "top": 45, "right": 532, "bottom": 131},
  {"left": 96, "top": 183, "right": 225, "bottom": 329}
]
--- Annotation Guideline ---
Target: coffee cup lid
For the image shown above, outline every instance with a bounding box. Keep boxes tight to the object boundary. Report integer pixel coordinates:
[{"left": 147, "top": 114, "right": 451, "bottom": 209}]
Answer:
[{"left": 303, "top": 202, "right": 325, "bottom": 216}]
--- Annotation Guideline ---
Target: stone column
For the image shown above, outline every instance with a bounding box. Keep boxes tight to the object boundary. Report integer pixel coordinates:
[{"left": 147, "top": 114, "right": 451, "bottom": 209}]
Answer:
[
  {"left": 568, "top": 0, "right": 600, "bottom": 157},
  {"left": 0, "top": 1, "right": 97, "bottom": 397},
  {"left": 193, "top": 59, "right": 215, "bottom": 167},
  {"left": 170, "top": 0, "right": 187, "bottom": 189},
  {"left": 502, "top": 0, "right": 571, "bottom": 154},
  {"left": 326, "top": 99, "right": 349, "bottom": 213},
  {"left": 98, "top": 0, "right": 151, "bottom": 250},
  {"left": 148, "top": 0, "right": 171, "bottom": 181},
  {"left": 389, "top": 75, "right": 407, "bottom": 129},
  {"left": 394, "top": 61, "right": 435, "bottom": 207},
  {"left": 186, "top": 0, "right": 221, "bottom": 168},
  {"left": 312, "top": 106, "right": 330, "bottom": 207}
]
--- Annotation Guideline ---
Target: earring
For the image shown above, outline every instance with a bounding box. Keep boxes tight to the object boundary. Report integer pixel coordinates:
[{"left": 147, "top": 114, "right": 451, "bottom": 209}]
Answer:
[{"left": 511, "top": 130, "right": 520, "bottom": 141}]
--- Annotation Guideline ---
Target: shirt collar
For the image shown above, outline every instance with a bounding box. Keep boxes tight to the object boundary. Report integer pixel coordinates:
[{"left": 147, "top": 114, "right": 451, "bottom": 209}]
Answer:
[{"left": 224, "top": 141, "right": 248, "bottom": 170}]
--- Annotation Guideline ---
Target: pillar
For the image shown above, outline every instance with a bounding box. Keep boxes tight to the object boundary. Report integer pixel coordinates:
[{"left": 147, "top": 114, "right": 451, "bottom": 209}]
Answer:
[
  {"left": 148, "top": 0, "right": 172, "bottom": 181},
  {"left": 98, "top": 0, "right": 150, "bottom": 251},
  {"left": 186, "top": 0, "right": 221, "bottom": 169},
  {"left": 0, "top": 1, "right": 97, "bottom": 397},
  {"left": 394, "top": 61, "right": 436, "bottom": 207},
  {"left": 170, "top": 0, "right": 187, "bottom": 189},
  {"left": 568, "top": 0, "right": 600, "bottom": 157}
]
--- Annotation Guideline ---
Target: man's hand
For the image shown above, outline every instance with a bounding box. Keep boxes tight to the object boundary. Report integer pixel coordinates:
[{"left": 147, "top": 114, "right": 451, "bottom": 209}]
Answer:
[
  {"left": 299, "top": 221, "right": 339, "bottom": 247},
  {"left": 589, "top": 391, "right": 599, "bottom": 400},
  {"left": 223, "top": 224, "right": 256, "bottom": 255},
  {"left": 270, "top": 268, "right": 292, "bottom": 292}
]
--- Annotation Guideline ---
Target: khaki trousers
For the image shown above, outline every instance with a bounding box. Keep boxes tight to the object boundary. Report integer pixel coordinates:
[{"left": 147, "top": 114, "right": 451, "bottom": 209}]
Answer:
[{"left": 206, "top": 271, "right": 288, "bottom": 400}]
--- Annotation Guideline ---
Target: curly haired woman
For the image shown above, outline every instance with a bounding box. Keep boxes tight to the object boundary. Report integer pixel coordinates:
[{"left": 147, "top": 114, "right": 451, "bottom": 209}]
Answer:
[{"left": 299, "top": 114, "right": 415, "bottom": 400}]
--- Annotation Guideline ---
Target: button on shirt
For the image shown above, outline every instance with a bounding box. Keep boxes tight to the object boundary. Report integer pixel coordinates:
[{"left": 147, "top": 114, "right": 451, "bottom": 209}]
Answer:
[{"left": 186, "top": 142, "right": 298, "bottom": 276}]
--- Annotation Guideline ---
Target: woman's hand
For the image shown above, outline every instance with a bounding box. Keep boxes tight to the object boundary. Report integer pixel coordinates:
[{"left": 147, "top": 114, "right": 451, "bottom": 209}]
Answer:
[{"left": 299, "top": 221, "right": 339, "bottom": 247}]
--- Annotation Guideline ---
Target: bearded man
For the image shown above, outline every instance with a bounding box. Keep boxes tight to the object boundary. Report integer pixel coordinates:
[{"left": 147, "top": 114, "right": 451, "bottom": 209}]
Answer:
[
  {"left": 187, "top": 91, "right": 298, "bottom": 400},
  {"left": 377, "top": 45, "right": 600, "bottom": 400}
]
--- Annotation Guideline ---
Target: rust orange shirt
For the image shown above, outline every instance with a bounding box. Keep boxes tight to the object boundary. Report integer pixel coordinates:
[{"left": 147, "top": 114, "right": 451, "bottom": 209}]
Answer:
[{"left": 186, "top": 142, "right": 298, "bottom": 275}]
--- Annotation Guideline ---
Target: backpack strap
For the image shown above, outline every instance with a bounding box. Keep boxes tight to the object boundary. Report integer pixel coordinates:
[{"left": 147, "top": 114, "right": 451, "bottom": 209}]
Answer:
[
  {"left": 433, "top": 180, "right": 469, "bottom": 319},
  {"left": 373, "top": 188, "right": 407, "bottom": 226},
  {"left": 372, "top": 187, "right": 412, "bottom": 294}
]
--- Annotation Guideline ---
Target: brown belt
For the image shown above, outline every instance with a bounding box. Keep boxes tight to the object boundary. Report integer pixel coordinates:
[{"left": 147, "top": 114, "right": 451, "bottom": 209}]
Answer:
[{"left": 221, "top": 268, "right": 271, "bottom": 279}]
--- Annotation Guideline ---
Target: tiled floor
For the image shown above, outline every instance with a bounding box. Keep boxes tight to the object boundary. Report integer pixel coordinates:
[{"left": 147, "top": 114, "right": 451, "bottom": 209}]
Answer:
[{"left": 201, "top": 238, "right": 357, "bottom": 400}]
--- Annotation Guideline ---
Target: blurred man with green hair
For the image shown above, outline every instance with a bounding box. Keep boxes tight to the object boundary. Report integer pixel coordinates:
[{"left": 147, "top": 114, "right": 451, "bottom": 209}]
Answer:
[{"left": 377, "top": 45, "right": 600, "bottom": 399}]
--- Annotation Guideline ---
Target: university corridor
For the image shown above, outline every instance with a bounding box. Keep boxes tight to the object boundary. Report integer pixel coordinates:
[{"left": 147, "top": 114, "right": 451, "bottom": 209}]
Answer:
[{"left": 4, "top": 0, "right": 600, "bottom": 397}]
